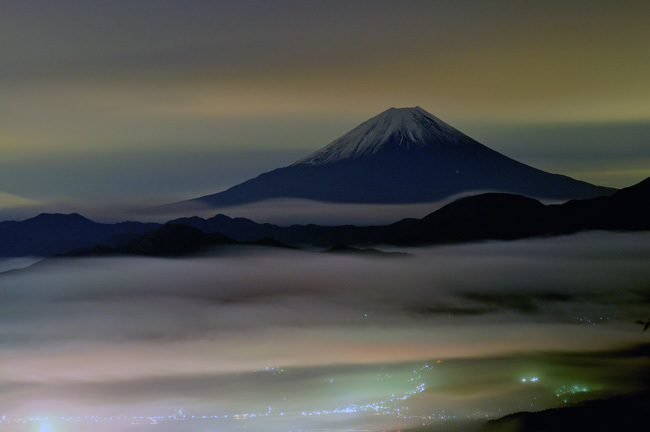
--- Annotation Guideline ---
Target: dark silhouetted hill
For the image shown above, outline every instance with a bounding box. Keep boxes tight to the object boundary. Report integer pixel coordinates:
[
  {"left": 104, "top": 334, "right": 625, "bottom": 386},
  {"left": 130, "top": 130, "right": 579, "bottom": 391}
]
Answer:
[
  {"left": 0, "top": 213, "right": 158, "bottom": 256},
  {"left": 3, "top": 177, "right": 648, "bottom": 257},
  {"left": 171, "top": 177, "right": 649, "bottom": 247},
  {"left": 479, "top": 391, "right": 650, "bottom": 432},
  {"left": 63, "top": 224, "right": 292, "bottom": 257}
]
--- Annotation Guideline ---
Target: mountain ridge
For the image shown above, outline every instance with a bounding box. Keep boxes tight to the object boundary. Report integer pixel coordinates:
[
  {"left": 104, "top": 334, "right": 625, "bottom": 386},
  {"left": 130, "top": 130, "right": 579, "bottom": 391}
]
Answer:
[
  {"left": 0, "top": 214, "right": 159, "bottom": 256},
  {"left": 2, "top": 177, "right": 646, "bottom": 258},
  {"left": 150, "top": 176, "right": 650, "bottom": 248}
]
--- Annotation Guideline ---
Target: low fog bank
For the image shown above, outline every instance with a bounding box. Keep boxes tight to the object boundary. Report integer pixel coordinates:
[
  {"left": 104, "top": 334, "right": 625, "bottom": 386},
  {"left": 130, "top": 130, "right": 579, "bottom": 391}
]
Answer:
[
  {"left": 0, "top": 256, "right": 42, "bottom": 274},
  {"left": 0, "top": 192, "right": 503, "bottom": 225},
  {"left": 3, "top": 232, "right": 648, "bottom": 349},
  {"left": 129, "top": 192, "right": 498, "bottom": 225},
  {"left": 1, "top": 231, "right": 648, "bottom": 428}
]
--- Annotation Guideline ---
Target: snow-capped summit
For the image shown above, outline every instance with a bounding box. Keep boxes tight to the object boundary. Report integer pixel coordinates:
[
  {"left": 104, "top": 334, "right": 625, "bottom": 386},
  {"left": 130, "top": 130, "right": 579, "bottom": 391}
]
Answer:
[
  {"left": 162, "top": 107, "right": 615, "bottom": 209},
  {"left": 295, "top": 107, "right": 467, "bottom": 165}
]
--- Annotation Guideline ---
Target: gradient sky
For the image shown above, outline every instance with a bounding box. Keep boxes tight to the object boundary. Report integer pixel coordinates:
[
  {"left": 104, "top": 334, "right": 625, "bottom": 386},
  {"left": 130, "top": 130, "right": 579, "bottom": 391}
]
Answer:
[{"left": 1, "top": 0, "right": 649, "bottom": 213}]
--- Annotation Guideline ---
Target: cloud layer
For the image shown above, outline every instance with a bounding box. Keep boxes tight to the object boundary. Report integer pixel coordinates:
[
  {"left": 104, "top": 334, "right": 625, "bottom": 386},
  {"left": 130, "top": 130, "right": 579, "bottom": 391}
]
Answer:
[{"left": 1, "top": 231, "right": 649, "bottom": 431}]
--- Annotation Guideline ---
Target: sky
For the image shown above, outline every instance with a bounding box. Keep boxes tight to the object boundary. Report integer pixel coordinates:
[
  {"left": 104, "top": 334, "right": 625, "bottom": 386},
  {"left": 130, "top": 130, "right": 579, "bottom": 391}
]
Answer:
[
  {"left": 0, "top": 0, "right": 649, "bottom": 218},
  {"left": 1, "top": 232, "right": 649, "bottom": 431}
]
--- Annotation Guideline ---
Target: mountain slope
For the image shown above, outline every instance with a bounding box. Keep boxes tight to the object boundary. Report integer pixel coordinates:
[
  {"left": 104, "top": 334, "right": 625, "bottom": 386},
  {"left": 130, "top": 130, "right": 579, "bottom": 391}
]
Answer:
[{"left": 178, "top": 107, "right": 613, "bottom": 208}]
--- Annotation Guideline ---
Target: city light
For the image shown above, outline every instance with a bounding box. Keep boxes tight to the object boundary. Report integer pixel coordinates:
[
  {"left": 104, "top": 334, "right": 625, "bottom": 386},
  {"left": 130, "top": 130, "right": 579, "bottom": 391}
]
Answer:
[{"left": 0, "top": 361, "right": 444, "bottom": 429}]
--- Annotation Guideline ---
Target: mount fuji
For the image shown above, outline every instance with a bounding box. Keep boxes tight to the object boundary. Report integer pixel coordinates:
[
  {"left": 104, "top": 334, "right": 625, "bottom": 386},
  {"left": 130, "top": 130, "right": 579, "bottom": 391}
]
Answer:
[{"left": 174, "top": 107, "right": 614, "bottom": 208}]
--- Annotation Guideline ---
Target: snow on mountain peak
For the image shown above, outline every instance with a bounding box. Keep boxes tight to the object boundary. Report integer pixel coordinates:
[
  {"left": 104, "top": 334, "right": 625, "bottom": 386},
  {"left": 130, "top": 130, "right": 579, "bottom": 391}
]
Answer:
[{"left": 294, "top": 106, "right": 468, "bottom": 165}]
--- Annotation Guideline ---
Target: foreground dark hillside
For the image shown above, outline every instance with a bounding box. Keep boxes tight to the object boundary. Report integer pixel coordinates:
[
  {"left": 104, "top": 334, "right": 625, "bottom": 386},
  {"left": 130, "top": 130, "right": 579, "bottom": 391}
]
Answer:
[
  {"left": 479, "top": 391, "right": 650, "bottom": 432},
  {"left": 399, "top": 392, "right": 650, "bottom": 432}
]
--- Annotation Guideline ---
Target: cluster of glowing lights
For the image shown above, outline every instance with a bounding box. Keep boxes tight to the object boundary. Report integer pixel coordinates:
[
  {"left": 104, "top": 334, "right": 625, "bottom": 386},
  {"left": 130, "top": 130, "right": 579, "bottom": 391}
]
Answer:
[
  {"left": 0, "top": 362, "right": 444, "bottom": 428},
  {"left": 573, "top": 315, "right": 614, "bottom": 325},
  {"left": 302, "top": 362, "right": 440, "bottom": 417},
  {"left": 319, "top": 382, "right": 426, "bottom": 417},
  {"left": 252, "top": 366, "right": 285, "bottom": 374},
  {"left": 521, "top": 377, "right": 539, "bottom": 383},
  {"left": 0, "top": 361, "right": 601, "bottom": 430},
  {"left": 555, "top": 384, "right": 589, "bottom": 398}
]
